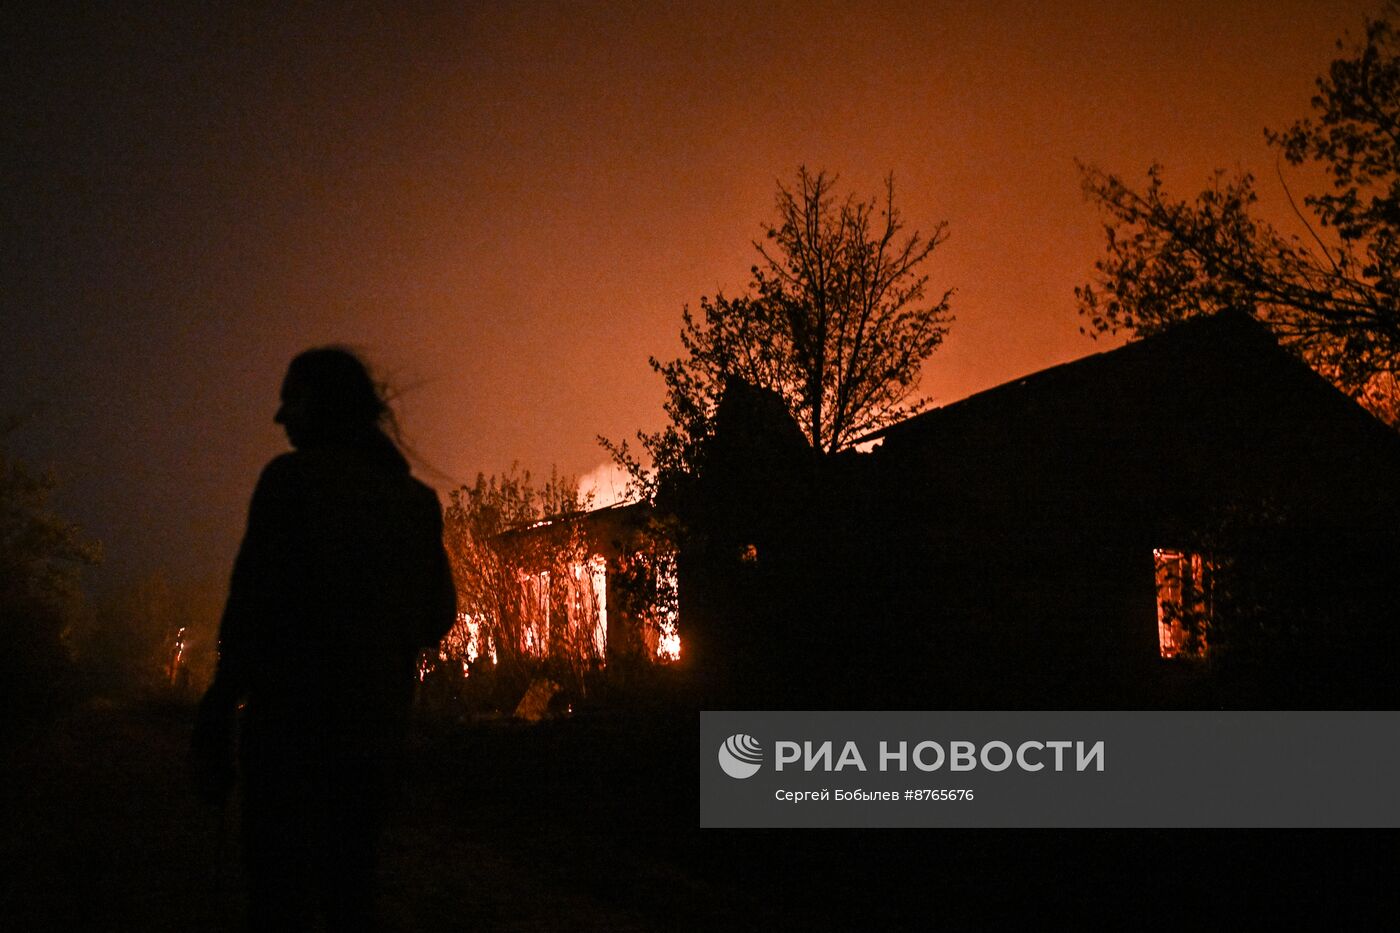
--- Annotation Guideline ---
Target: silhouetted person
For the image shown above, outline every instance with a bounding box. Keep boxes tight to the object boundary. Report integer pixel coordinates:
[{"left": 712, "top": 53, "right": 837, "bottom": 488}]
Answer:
[{"left": 192, "top": 347, "right": 456, "bottom": 932}]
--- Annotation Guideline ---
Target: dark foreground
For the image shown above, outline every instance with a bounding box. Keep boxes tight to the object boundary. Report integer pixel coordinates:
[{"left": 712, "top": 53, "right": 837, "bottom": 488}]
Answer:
[{"left": 2, "top": 700, "right": 1396, "bottom": 930}]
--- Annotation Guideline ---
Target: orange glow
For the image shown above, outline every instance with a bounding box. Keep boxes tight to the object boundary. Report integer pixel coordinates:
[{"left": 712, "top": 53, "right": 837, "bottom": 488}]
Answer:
[
  {"left": 12, "top": 4, "right": 1376, "bottom": 604},
  {"left": 589, "top": 556, "right": 608, "bottom": 658},
  {"left": 512, "top": 559, "right": 608, "bottom": 661},
  {"left": 1154, "top": 548, "right": 1212, "bottom": 659},
  {"left": 435, "top": 612, "right": 498, "bottom": 677},
  {"left": 431, "top": 546, "right": 679, "bottom": 675},
  {"left": 653, "top": 554, "right": 681, "bottom": 662},
  {"left": 658, "top": 628, "right": 681, "bottom": 662}
]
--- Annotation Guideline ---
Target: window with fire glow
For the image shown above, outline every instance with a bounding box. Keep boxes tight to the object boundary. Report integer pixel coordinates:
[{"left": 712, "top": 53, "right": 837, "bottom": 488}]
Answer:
[{"left": 1153, "top": 548, "right": 1212, "bottom": 659}]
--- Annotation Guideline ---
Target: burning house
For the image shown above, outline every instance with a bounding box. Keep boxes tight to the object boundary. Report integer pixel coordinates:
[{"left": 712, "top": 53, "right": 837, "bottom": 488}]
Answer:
[
  {"left": 518, "top": 501, "right": 680, "bottom": 666},
  {"left": 431, "top": 497, "right": 681, "bottom": 706},
  {"left": 449, "top": 312, "right": 1400, "bottom": 709},
  {"left": 678, "top": 312, "right": 1400, "bottom": 708}
]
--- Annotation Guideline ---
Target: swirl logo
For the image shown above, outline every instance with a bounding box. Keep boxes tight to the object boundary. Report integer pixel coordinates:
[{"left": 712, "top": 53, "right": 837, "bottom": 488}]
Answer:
[{"left": 717, "top": 733, "right": 764, "bottom": 779}]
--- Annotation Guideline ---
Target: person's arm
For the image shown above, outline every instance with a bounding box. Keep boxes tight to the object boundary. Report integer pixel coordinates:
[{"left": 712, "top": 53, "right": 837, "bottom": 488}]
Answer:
[
  {"left": 190, "top": 457, "right": 299, "bottom": 803},
  {"left": 210, "top": 455, "right": 300, "bottom": 699}
]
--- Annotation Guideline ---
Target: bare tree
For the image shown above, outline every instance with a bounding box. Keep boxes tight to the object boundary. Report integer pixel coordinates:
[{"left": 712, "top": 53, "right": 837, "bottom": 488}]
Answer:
[{"left": 608, "top": 167, "right": 953, "bottom": 498}]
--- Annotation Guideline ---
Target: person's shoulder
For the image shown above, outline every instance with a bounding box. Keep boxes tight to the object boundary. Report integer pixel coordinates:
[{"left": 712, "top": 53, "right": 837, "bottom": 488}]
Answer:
[
  {"left": 406, "top": 475, "right": 443, "bottom": 508},
  {"left": 259, "top": 451, "right": 303, "bottom": 477},
  {"left": 255, "top": 451, "right": 310, "bottom": 492},
  {"left": 242, "top": 452, "right": 309, "bottom": 518}
]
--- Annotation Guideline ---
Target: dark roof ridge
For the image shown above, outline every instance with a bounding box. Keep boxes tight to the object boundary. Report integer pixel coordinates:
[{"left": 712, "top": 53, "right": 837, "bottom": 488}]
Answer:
[{"left": 854, "top": 310, "right": 1273, "bottom": 445}]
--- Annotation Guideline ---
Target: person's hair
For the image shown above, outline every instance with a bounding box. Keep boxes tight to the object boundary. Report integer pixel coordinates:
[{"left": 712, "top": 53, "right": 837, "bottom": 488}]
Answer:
[
  {"left": 283, "top": 346, "right": 391, "bottom": 434},
  {"left": 280, "top": 345, "right": 458, "bottom": 480}
]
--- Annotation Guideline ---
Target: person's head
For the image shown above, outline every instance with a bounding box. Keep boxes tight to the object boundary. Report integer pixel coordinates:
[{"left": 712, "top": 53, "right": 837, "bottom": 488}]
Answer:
[{"left": 275, "top": 347, "right": 389, "bottom": 449}]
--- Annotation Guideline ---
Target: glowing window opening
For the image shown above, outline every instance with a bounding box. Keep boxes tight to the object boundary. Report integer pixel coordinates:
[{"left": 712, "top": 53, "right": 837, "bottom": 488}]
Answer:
[{"left": 1154, "top": 548, "right": 1212, "bottom": 659}]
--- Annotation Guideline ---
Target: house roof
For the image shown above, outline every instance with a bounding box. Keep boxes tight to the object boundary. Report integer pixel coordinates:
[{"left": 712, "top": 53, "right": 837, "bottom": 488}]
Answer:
[
  {"left": 493, "top": 499, "right": 649, "bottom": 544},
  {"left": 854, "top": 310, "right": 1386, "bottom": 449}
]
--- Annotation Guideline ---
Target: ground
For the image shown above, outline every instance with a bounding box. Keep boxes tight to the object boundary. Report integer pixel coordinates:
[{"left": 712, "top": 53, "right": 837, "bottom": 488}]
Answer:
[{"left": 2, "top": 699, "right": 1396, "bottom": 930}]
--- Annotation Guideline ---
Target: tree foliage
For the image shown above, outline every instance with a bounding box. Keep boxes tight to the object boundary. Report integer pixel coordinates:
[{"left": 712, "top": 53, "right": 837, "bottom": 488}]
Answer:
[
  {"left": 609, "top": 167, "right": 953, "bottom": 499},
  {"left": 0, "top": 420, "right": 100, "bottom": 614},
  {"left": 1077, "top": 8, "right": 1400, "bottom": 422},
  {"left": 0, "top": 417, "right": 100, "bottom": 730}
]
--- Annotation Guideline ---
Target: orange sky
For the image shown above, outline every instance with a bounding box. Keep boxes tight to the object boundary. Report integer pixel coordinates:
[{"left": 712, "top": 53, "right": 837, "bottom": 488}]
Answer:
[{"left": 3, "top": 0, "right": 1378, "bottom": 589}]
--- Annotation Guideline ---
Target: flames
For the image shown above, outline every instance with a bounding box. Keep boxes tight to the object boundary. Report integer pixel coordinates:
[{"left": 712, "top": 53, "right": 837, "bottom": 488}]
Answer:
[
  {"left": 657, "top": 628, "right": 681, "bottom": 662},
  {"left": 1153, "top": 548, "right": 1212, "bottom": 659},
  {"left": 650, "top": 553, "right": 681, "bottom": 662},
  {"left": 429, "top": 549, "right": 680, "bottom": 679}
]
